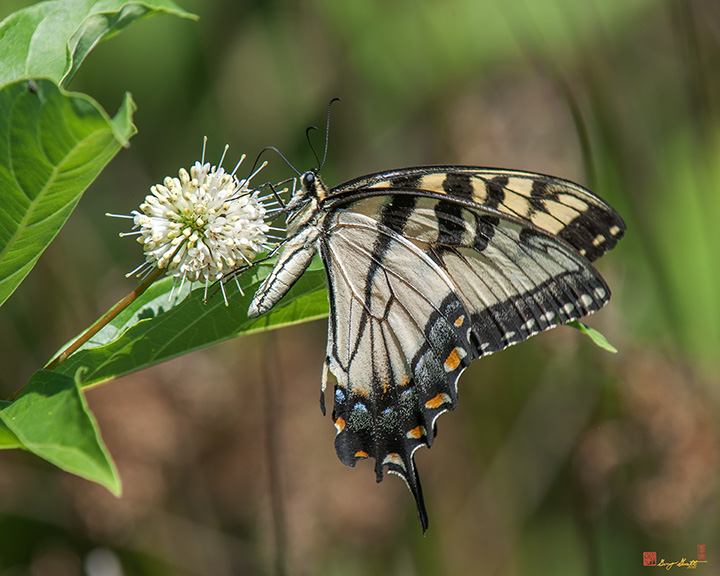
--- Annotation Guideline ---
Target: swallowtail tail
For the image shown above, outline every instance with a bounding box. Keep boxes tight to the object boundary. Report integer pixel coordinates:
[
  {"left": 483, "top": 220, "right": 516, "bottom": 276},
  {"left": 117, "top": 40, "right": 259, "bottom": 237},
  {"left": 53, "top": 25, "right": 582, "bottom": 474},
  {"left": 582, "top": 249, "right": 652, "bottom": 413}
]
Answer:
[{"left": 248, "top": 163, "right": 624, "bottom": 531}]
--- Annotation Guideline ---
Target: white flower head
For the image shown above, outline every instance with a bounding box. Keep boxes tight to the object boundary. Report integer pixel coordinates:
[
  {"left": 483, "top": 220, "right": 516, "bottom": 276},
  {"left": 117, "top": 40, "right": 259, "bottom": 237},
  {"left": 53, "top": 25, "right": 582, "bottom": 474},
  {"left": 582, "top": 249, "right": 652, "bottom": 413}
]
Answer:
[{"left": 109, "top": 139, "right": 283, "bottom": 304}]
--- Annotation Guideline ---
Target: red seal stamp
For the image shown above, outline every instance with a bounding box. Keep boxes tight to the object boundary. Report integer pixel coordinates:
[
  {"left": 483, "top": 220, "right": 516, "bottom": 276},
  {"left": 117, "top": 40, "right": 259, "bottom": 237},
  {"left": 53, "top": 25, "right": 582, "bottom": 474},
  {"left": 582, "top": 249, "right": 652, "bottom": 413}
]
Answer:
[
  {"left": 698, "top": 544, "right": 706, "bottom": 561},
  {"left": 643, "top": 551, "right": 657, "bottom": 566}
]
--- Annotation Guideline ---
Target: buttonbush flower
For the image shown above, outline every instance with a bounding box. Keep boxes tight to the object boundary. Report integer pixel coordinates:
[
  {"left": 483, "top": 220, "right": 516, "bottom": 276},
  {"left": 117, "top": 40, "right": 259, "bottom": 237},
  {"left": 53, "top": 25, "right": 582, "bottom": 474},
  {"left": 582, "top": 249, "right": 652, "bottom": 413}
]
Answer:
[{"left": 109, "top": 139, "right": 283, "bottom": 304}]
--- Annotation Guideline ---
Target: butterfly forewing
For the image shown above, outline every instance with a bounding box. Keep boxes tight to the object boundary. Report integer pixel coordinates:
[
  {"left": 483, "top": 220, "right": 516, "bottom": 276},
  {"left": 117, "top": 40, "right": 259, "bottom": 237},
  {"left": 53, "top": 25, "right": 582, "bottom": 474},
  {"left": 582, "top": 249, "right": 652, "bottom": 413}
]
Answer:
[{"left": 329, "top": 166, "right": 624, "bottom": 262}]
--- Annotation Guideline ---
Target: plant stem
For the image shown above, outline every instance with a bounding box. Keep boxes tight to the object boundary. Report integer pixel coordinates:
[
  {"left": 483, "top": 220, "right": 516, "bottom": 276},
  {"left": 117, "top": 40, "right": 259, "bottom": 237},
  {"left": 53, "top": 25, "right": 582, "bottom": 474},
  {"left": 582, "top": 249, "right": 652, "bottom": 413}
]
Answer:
[
  {"left": 45, "top": 267, "right": 165, "bottom": 370},
  {"left": 6, "top": 267, "right": 164, "bottom": 401},
  {"left": 263, "top": 331, "right": 288, "bottom": 576}
]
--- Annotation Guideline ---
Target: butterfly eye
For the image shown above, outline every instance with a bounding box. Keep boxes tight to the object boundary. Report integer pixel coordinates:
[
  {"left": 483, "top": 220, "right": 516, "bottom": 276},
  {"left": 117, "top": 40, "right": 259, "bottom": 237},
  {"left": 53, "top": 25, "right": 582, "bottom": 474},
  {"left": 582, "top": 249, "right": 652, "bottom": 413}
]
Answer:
[{"left": 302, "top": 172, "right": 315, "bottom": 189}]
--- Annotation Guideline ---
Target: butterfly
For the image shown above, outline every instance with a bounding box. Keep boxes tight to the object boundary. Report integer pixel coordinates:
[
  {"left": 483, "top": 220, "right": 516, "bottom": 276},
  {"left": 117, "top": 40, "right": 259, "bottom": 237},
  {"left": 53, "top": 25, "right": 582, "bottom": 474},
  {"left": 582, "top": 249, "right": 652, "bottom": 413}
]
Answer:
[{"left": 247, "top": 163, "right": 625, "bottom": 531}]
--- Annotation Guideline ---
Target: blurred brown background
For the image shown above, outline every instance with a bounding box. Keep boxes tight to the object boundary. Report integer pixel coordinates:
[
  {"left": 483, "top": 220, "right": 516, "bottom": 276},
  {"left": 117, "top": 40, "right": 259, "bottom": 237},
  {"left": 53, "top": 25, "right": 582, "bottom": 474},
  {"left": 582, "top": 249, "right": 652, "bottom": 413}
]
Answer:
[{"left": 1, "top": 0, "right": 720, "bottom": 574}]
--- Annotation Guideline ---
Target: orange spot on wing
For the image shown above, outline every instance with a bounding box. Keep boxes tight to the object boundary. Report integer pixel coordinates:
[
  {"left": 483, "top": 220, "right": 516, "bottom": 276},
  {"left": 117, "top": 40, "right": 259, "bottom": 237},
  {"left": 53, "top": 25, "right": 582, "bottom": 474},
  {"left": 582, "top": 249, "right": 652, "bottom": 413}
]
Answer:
[
  {"left": 407, "top": 425, "right": 426, "bottom": 439},
  {"left": 334, "top": 417, "right": 346, "bottom": 433},
  {"left": 354, "top": 450, "right": 368, "bottom": 459},
  {"left": 425, "top": 393, "right": 450, "bottom": 409},
  {"left": 454, "top": 315, "right": 464, "bottom": 327},
  {"left": 444, "top": 348, "right": 461, "bottom": 371}
]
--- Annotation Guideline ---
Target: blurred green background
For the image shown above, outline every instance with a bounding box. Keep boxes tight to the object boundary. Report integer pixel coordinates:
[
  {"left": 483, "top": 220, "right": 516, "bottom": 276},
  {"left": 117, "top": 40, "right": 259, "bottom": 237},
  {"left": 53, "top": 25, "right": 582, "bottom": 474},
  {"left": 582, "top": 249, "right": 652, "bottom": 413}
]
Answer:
[{"left": 1, "top": 0, "right": 720, "bottom": 574}]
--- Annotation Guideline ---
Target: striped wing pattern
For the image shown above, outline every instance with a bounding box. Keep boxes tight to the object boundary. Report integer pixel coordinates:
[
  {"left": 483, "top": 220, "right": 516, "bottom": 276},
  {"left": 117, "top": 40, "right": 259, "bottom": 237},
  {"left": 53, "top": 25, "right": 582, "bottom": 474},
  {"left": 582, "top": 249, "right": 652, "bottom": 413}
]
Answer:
[
  {"left": 332, "top": 166, "right": 624, "bottom": 261},
  {"left": 317, "top": 168, "right": 624, "bottom": 530}
]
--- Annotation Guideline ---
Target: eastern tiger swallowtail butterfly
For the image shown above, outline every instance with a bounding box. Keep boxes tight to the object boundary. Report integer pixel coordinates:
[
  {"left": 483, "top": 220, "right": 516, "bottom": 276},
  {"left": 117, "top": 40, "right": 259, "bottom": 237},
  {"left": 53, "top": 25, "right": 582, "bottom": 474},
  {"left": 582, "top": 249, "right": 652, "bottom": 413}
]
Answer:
[{"left": 247, "top": 160, "right": 624, "bottom": 532}]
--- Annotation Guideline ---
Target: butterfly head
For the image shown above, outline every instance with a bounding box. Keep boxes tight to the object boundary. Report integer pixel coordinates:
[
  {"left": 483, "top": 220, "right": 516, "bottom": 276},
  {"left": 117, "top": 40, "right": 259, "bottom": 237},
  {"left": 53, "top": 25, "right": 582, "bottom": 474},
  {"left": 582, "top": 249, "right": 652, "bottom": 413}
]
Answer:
[
  {"left": 301, "top": 170, "right": 329, "bottom": 200},
  {"left": 283, "top": 170, "right": 329, "bottom": 232}
]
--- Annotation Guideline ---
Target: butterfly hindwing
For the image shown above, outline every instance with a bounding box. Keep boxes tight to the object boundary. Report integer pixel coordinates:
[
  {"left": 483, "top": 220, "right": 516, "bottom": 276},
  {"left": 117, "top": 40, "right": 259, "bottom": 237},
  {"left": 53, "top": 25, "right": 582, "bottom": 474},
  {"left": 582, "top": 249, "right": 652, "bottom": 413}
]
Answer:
[{"left": 321, "top": 206, "right": 476, "bottom": 530}]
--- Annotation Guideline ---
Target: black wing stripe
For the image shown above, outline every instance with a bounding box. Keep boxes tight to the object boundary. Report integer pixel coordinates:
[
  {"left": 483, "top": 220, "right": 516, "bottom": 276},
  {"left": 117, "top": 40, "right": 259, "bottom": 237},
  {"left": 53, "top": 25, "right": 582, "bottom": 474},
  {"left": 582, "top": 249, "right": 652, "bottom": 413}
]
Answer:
[
  {"left": 442, "top": 171, "right": 474, "bottom": 198},
  {"left": 434, "top": 200, "right": 467, "bottom": 246},
  {"left": 483, "top": 175, "right": 508, "bottom": 209},
  {"left": 386, "top": 282, "right": 470, "bottom": 406},
  {"left": 557, "top": 201, "right": 625, "bottom": 261},
  {"left": 354, "top": 195, "right": 417, "bottom": 361}
]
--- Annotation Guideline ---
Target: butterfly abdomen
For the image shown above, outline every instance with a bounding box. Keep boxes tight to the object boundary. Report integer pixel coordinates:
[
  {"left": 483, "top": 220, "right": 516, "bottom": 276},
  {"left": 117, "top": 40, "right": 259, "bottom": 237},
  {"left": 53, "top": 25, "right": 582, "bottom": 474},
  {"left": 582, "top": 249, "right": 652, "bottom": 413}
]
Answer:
[{"left": 247, "top": 224, "right": 321, "bottom": 318}]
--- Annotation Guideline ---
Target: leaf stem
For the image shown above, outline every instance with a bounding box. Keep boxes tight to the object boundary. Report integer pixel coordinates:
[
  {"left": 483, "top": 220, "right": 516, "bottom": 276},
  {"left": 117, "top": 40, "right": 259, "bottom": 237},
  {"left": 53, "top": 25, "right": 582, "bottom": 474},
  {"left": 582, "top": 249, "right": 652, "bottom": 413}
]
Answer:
[
  {"left": 6, "top": 267, "right": 165, "bottom": 401},
  {"left": 46, "top": 268, "right": 165, "bottom": 370}
]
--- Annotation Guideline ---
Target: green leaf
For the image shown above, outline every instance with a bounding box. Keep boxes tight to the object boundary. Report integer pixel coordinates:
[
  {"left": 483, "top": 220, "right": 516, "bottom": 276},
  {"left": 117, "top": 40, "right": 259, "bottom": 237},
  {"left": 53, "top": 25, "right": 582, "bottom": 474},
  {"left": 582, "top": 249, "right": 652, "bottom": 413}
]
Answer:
[
  {"left": 53, "top": 263, "right": 330, "bottom": 387},
  {"left": 568, "top": 320, "right": 618, "bottom": 354},
  {"left": 0, "top": 370, "right": 120, "bottom": 495},
  {"left": 0, "top": 0, "right": 197, "bottom": 88},
  {"left": 0, "top": 79, "right": 136, "bottom": 308},
  {"left": 0, "top": 401, "right": 22, "bottom": 448}
]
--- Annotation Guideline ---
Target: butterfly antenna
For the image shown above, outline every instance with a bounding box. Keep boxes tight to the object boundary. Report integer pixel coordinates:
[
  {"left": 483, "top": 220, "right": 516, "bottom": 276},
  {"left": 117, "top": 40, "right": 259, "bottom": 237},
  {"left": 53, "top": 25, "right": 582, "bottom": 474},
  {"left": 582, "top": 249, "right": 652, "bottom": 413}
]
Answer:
[
  {"left": 305, "top": 125, "right": 321, "bottom": 169},
  {"left": 238, "top": 147, "right": 300, "bottom": 210},
  {"left": 320, "top": 97, "right": 341, "bottom": 171},
  {"left": 253, "top": 146, "right": 301, "bottom": 178},
  {"left": 264, "top": 180, "right": 290, "bottom": 212}
]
